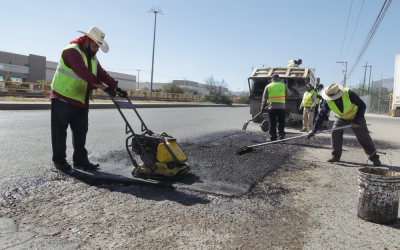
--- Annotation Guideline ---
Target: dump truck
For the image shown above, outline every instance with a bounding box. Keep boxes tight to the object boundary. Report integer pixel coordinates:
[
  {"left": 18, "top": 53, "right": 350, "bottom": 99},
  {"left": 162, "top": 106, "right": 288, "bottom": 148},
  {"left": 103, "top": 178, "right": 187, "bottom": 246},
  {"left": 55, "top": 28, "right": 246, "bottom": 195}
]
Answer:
[{"left": 248, "top": 67, "right": 317, "bottom": 123}]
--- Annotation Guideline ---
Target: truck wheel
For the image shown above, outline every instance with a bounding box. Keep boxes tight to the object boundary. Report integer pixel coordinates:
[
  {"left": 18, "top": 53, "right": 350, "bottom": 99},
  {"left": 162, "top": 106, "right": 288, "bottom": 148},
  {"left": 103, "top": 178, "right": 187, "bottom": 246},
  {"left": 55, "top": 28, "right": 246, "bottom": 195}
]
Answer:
[{"left": 260, "top": 120, "right": 269, "bottom": 132}]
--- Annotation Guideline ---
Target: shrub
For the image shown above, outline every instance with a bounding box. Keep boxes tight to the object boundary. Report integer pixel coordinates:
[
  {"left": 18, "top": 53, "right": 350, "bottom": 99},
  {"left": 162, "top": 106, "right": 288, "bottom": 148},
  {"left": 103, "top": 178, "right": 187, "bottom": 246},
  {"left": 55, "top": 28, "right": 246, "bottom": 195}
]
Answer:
[
  {"left": 162, "top": 82, "right": 185, "bottom": 94},
  {"left": 235, "top": 94, "right": 250, "bottom": 104},
  {"left": 200, "top": 92, "right": 232, "bottom": 105}
]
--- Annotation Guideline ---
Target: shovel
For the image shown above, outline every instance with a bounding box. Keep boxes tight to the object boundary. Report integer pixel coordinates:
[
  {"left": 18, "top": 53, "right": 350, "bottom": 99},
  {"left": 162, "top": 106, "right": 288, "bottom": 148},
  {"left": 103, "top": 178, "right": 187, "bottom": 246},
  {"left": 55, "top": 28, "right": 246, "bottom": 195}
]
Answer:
[
  {"left": 242, "top": 108, "right": 267, "bottom": 130},
  {"left": 236, "top": 125, "right": 352, "bottom": 155}
]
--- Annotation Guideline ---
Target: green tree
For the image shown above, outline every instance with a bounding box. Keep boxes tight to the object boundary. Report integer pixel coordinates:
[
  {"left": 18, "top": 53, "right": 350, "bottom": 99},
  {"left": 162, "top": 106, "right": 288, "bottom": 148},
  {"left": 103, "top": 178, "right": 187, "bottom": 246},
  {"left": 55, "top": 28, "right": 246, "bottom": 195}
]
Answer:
[
  {"left": 162, "top": 82, "right": 185, "bottom": 94},
  {"left": 200, "top": 75, "right": 231, "bottom": 104},
  {"left": 351, "top": 78, "right": 369, "bottom": 96},
  {"left": 4, "top": 72, "right": 12, "bottom": 88}
]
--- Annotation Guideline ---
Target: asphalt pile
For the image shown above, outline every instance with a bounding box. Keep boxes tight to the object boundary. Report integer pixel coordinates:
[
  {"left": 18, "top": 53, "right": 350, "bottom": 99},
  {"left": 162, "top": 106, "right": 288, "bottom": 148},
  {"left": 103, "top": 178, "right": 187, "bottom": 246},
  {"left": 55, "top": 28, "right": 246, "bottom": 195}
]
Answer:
[{"left": 180, "top": 132, "right": 305, "bottom": 195}]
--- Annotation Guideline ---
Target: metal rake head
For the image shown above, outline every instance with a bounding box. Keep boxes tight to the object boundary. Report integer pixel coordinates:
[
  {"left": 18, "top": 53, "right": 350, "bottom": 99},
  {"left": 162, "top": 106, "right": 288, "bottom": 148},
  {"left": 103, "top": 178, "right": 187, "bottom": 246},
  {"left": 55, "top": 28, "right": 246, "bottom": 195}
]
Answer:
[{"left": 235, "top": 146, "right": 253, "bottom": 155}]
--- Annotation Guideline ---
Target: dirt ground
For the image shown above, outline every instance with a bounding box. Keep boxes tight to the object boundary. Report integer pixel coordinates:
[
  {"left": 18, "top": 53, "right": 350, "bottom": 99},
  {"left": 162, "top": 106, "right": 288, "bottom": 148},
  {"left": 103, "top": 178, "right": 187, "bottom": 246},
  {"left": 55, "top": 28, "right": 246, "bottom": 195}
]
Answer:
[{"left": 1, "top": 122, "right": 400, "bottom": 249}]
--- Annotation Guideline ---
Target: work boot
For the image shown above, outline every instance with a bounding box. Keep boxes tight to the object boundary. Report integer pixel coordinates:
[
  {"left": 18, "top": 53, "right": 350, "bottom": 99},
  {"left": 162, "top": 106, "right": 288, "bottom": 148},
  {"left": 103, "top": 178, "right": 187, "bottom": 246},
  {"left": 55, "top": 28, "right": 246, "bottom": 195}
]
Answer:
[
  {"left": 73, "top": 162, "right": 100, "bottom": 170},
  {"left": 53, "top": 162, "right": 72, "bottom": 171},
  {"left": 299, "top": 128, "right": 307, "bottom": 132},
  {"left": 371, "top": 159, "right": 381, "bottom": 166},
  {"left": 321, "top": 126, "right": 328, "bottom": 130},
  {"left": 267, "top": 138, "right": 277, "bottom": 142},
  {"left": 279, "top": 135, "right": 285, "bottom": 140},
  {"left": 327, "top": 156, "right": 340, "bottom": 163}
]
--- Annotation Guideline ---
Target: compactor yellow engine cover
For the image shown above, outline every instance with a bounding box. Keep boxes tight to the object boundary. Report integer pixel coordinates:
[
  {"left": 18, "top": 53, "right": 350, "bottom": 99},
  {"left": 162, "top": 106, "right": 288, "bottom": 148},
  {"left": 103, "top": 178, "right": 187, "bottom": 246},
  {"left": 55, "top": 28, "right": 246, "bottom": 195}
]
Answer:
[{"left": 156, "top": 141, "right": 187, "bottom": 163}]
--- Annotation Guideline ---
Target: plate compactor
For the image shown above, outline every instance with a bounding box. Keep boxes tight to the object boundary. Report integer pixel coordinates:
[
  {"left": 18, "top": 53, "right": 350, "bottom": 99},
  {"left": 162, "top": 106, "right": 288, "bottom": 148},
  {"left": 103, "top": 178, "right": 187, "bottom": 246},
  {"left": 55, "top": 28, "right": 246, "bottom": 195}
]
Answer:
[{"left": 110, "top": 94, "right": 190, "bottom": 180}]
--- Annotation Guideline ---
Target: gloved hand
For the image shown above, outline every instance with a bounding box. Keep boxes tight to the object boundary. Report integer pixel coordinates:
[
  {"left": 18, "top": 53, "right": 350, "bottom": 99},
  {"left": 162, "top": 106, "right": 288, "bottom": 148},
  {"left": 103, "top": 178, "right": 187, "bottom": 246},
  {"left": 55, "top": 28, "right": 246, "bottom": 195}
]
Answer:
[
  {"left": 308, "top": 130, "right": 315, "bottom": 139},
  {"left": 104, "top": 87, "right": 116, "bottom": 97},
  {"left": 311, "top": 108, "right": 315, "bottom": 112},
  {"left": 351, "top": 122, "right": 360, "bottom": 128},
  {"left": 116, "top": 88, "right": 128, "bottom": 98},
  {"left": 299, "top": 106, "right": 303, "bottom": 112}
]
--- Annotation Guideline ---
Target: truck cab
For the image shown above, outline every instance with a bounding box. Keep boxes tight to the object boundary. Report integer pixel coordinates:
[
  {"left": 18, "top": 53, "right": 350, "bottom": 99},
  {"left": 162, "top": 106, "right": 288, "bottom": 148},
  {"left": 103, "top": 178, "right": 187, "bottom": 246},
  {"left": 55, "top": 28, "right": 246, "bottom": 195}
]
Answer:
[{"left": 248, "top": 67, "right": 317, "bottom": 122}]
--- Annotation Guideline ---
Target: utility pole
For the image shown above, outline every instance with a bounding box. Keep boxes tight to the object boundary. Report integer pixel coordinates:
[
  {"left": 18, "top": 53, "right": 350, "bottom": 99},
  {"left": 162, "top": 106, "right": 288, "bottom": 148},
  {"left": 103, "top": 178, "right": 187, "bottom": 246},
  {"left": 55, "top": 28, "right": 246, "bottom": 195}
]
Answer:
[
  {"left": 336, "top": 61, "right": 347, "bottom": 87},
  {"left": 368, "top": 65, "right": 372, "bottom": 94},
  {"left": 362, "top": 62, "right": 372, "bottom": 95},
  {"left": 378, "top": 75, "right": 383, "bottom": 113},
  {"left": 183, "top": 78, "right": 187, "bottom": 93},
  {"left": 148, "top": 6, "right": 164, "bottom": 95},
  {"left": 136, "top": 70, "right": 141, "bottom": 90}
]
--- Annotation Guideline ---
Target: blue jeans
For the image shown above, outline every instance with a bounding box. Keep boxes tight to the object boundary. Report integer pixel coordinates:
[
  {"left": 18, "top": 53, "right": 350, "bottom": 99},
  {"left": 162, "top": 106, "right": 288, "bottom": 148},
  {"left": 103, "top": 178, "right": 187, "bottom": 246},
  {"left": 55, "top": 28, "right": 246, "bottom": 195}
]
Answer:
[
  {"left": 51, "top": 98, "right": 89, "bottom": 164},
  {"left": 268, "top": 109, "right": 286, "bottom": 140}
]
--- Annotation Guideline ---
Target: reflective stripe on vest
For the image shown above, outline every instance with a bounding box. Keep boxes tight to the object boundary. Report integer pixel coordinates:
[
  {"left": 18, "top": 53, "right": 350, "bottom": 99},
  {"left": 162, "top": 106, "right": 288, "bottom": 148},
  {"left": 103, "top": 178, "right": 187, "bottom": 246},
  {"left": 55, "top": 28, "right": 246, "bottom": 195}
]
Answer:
[
  {"left": 302, "top": 90, "right": 314, "bottom": 107},
  {"left": 327, "top": 88, "right": 358, "bottom": 120},
  {"left": 267, "top": 82, "right": 285, "bottom": 103},
  {"left": 51, "top": 44, "right": 98, "bottom": 104}
]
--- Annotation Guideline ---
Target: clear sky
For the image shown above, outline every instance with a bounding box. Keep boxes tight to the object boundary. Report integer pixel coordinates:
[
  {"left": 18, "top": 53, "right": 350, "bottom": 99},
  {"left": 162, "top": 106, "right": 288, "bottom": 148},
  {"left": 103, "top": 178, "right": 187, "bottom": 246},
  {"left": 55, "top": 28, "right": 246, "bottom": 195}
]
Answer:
[{"left": 2, "top": 0, "right": 399, "bottom": 91}]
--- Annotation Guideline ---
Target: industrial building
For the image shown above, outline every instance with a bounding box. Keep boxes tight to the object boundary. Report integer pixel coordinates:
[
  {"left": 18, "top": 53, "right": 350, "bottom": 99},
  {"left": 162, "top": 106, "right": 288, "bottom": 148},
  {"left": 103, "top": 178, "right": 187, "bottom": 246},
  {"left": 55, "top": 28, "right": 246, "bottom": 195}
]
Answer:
[
  {"left": 0, "top": 51, "right": 136, "bottom": 90},
  {"left": 0, "top": 50, "right": 227, "bottom": 95}
]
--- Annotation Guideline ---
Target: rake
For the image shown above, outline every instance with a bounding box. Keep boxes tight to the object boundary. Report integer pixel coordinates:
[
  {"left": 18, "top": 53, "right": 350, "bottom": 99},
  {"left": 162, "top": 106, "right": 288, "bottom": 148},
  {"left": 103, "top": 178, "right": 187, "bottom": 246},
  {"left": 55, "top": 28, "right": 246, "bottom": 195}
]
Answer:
[{"left": 236, "top": 125, "right": 352, "bottom": 155}]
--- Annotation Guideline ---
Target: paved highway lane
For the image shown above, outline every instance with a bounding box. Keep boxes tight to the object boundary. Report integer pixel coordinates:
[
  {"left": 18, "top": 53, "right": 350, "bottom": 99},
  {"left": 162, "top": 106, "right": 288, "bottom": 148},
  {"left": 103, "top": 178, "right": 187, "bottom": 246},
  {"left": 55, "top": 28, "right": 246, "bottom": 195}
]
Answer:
[{"left": 0, "top": 107, "right": 253, "bottom": 192}]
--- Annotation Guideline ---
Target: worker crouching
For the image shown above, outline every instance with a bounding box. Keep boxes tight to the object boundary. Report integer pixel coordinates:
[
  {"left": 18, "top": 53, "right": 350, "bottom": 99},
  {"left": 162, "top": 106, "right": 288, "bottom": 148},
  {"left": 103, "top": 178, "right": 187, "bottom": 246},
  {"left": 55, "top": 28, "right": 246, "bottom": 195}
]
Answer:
[
  {"left": 299, "top": 83, "right": 316, "bottom": 132},
  {"left": 261, "top": 73, "right": 291, "bottom": 141},
  {"left": 308, "top": 83, "right": 381, "bottom": 166}
]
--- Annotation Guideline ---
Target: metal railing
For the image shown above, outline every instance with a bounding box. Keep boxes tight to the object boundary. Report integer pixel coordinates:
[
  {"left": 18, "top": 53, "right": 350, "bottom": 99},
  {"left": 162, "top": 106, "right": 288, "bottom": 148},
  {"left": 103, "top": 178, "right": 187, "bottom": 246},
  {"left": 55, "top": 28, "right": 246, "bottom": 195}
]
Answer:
[{"left": 0, "top": 81, "right": 203, "bottom": 102}]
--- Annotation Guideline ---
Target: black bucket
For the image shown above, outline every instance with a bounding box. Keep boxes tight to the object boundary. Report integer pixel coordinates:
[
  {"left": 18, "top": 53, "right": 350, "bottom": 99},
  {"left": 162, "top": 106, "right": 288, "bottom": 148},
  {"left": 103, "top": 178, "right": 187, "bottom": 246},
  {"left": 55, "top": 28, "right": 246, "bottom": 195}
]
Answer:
[{"left": 358, "top": 168, "right": 400, "bottom": 224}]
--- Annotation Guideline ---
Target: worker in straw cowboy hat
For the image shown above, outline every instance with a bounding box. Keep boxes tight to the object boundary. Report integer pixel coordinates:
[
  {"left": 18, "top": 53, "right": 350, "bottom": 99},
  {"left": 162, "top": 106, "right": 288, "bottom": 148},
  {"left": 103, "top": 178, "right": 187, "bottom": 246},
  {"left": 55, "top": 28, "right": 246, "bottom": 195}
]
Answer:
[
  {"left": 50, "top": 26, "right": 127, "bottom": 171},
  {"left": 308, "top": 83, "right": 381, "bottom": 166}
]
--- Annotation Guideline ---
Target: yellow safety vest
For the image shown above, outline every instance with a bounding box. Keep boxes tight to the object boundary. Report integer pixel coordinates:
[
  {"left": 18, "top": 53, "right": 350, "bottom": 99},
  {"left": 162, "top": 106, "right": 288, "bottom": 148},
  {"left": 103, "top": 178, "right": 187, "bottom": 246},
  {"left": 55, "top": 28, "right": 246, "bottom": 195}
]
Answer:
[
  {"left": 267, "top": 82, "right": 285, "bottom": 103},
  {"left": 302, "top": 90, "right": 314, "bottom": 107},
  {"left": 316, "top": 89, "right": 320, "bottom": 104},
  {"left": 51, "top": 44, "right": 98, "bottom": 104},
  {"left": 327, "top": 88, "right": 358, "bottom": 120}
]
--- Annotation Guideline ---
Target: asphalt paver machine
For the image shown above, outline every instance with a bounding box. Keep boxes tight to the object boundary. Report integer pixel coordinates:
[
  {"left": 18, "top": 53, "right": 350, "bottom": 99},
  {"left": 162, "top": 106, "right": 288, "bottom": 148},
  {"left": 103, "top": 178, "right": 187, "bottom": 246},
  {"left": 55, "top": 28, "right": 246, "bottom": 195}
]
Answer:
[{"left": 110, "top": 94, "right": 190, "bottom": 180}]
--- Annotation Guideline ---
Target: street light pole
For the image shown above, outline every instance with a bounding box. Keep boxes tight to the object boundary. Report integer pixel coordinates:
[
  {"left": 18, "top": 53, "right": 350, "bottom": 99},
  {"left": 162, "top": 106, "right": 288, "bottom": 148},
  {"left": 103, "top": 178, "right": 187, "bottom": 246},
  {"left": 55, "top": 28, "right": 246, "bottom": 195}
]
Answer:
[
  {"left": 136, "top": 69, "right": 141, "bottom": 90},
  {"left": 148, "top": 6, "right": 164, "bottom": 95},
  {"left": 183, "top": 78, "right": 187, "bottom": 93}
]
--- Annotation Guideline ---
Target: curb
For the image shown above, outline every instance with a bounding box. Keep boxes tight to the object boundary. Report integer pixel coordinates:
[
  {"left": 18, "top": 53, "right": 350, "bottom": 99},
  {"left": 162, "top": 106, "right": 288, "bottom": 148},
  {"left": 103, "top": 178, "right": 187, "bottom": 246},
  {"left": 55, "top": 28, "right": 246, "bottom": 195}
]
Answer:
[{"left": 0, "top": 102, "right": 249, "bottom": 110}]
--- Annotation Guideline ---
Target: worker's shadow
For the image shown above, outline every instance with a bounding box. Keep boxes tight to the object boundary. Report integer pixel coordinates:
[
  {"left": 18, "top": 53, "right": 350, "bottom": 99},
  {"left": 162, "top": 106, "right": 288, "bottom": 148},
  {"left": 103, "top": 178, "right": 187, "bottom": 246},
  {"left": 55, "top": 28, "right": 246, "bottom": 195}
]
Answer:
[{"left": 62, "top": 169, "right": 209, "bottom": 206}]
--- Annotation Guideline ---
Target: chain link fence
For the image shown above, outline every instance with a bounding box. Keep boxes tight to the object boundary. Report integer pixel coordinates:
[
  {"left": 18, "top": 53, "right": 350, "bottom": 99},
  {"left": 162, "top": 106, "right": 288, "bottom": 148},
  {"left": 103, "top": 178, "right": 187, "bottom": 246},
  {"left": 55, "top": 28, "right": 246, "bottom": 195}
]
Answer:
[{"left": 360, "top": 78, "right": 393, "bottom": 115}]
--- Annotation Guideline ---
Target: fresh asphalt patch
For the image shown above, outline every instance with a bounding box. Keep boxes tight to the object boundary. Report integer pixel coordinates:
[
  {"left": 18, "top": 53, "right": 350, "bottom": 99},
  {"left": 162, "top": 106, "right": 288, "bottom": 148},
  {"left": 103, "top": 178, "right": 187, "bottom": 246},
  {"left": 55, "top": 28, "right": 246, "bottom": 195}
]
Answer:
[
  {"left": 62, "top": 130, "right": 397, "bottom": 197},
  {"left": 63, "top": 131, "right": 306, "bottom": 196}
]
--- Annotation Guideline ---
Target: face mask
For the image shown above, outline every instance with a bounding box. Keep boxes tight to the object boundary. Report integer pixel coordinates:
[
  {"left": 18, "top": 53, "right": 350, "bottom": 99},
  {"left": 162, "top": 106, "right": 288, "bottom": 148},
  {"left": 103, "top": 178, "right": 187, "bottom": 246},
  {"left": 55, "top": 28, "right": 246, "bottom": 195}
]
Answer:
[{"left": 86, "top": 41, "right": 97, "bottom": 57}]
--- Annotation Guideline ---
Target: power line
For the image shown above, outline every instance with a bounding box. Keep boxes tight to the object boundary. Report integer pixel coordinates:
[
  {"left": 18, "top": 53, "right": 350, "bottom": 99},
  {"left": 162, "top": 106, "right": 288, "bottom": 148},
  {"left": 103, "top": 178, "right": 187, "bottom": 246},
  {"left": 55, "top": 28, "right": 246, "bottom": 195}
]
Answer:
[
  {"left": 338, "top": 0, "right": 354, "bottom": 59},
  {"left": 343, "top": 0, "right": 365, "bottom": 59},
  {"left": 333, "top": 0, "right": 353, "bottom": 83},
  {"left": 347, "top": 0, "right": 393, "bottom": 78}
]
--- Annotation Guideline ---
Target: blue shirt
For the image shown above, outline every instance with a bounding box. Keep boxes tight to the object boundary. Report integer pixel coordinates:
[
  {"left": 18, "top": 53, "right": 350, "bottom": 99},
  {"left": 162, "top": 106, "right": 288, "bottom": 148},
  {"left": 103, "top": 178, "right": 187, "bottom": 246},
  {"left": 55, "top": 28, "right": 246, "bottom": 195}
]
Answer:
[{"left": 312, "top": 90, "right": 366, "bottom": 132}]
